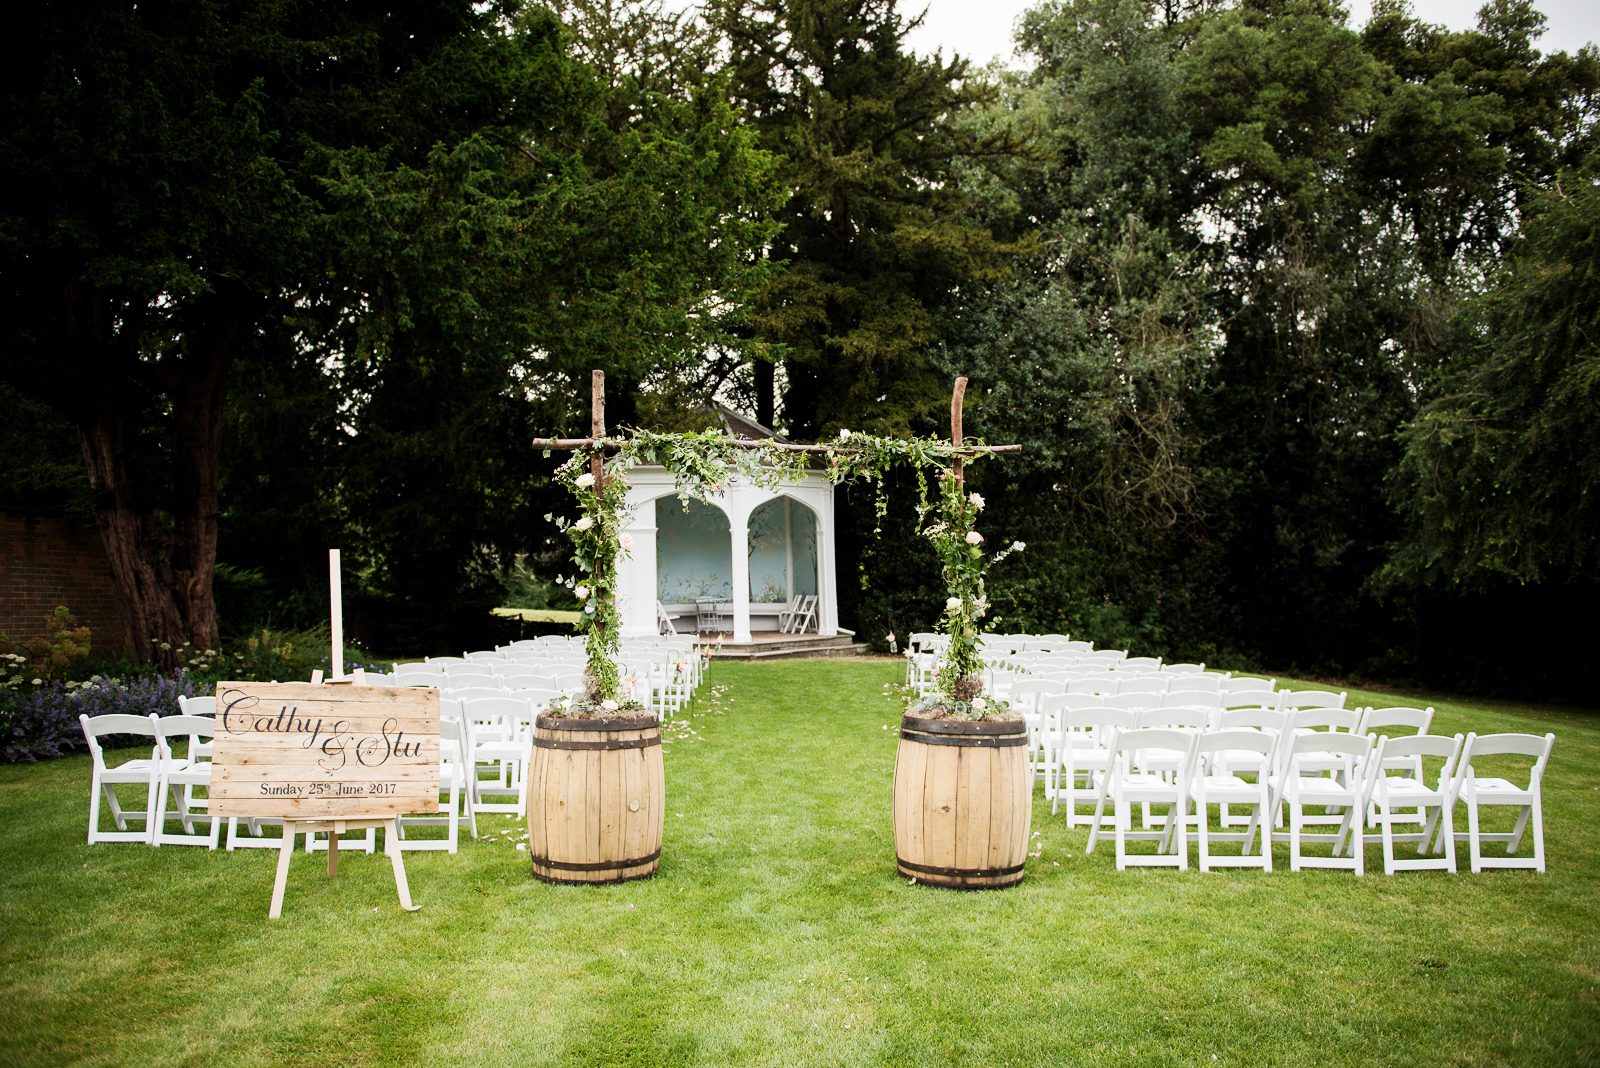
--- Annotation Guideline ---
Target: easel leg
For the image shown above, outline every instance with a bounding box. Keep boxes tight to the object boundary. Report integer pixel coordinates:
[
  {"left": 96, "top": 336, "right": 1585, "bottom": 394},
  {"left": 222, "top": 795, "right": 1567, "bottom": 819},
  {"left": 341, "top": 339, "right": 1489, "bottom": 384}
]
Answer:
[
  {"left": 269, "top": 824, "right": 297, "bottom": 920},
  {"left": 327, "top": 830, "right": 340, "bottom": 878},
  {"left": 386, "top": 819, "right": 420, "bottom": 912}
]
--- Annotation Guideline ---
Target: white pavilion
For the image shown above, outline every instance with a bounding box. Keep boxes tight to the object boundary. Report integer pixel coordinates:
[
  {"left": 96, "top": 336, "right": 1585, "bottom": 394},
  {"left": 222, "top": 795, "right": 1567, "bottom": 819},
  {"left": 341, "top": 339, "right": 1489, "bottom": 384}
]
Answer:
[{"left": 615, "top": 409, "right": 842, "bottom": 643}]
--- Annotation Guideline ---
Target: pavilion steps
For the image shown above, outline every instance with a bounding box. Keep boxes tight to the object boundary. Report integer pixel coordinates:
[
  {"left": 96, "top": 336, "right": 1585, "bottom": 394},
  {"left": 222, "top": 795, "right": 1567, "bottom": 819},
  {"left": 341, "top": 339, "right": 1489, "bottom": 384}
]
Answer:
[{"left": 705, "top": 634, "right": 869, "bottom": 661}]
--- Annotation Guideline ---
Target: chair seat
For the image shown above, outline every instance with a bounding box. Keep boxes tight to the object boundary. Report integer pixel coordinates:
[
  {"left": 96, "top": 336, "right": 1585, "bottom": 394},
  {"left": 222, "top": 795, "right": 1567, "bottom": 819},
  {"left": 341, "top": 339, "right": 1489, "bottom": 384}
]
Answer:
[
  {"left": 1288, "top": 777, "right": 1360, "bottom": 804},
  {"left": 1194, "top": 773, "right": 1263, "bottom": 801},
  {"left": 1376, "top": 778, "right": 1441, "bottom": 804},
  {"left": 1465, "top": 776, "right": 1530, "bottom": 797},
  {"left": 101, "top": 759, "right": 160, "bottom": 783}
]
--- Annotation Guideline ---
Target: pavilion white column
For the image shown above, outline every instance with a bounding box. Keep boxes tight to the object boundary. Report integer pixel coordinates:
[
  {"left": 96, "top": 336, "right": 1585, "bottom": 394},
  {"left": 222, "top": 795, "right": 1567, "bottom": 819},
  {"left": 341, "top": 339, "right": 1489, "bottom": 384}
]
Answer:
[
  {"left": 817, "top": 485, "right": 839, "bottom": 636},
  {"left": 784, "top": 497, "right": 795, "bottom": 601},
  {"left": 729, "top": 510, "right": 753, "bottom": 642},
  {"left": 618, "top": 499, "right": 659, "bottom": 638}
]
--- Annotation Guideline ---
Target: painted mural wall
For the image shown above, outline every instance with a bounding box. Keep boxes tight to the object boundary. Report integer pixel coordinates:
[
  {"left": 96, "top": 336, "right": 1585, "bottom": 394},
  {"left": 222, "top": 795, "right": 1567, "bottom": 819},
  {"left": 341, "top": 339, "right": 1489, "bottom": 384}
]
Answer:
[
  {"left": 654, "top": 496, "right": 818, "bottom": 603},
  {"left": 655, "top": 498, "right": 732, "bottom": 600}
]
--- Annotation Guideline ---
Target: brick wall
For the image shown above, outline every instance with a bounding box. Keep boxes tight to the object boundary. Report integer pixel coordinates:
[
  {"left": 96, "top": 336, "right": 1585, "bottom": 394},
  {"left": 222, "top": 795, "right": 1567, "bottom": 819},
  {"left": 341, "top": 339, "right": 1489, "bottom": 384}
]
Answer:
[{"left": 0, "top": 512, "right": 129, "bottom": 657}]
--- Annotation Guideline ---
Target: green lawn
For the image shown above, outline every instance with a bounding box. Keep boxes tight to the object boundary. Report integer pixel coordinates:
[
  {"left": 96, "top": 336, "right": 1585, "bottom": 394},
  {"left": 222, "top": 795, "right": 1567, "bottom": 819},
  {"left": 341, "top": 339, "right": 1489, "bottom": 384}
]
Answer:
[
  {"left": 491, "top": 606, "right": 582, "bottom": 624},
  {"left": 2, "top": 660, "right": 1597, "bottom": 1067}
]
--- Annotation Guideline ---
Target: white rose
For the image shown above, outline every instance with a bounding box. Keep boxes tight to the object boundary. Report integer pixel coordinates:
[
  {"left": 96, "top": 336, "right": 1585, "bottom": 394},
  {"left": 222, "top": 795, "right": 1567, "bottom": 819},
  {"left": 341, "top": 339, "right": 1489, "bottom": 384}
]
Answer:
[
  {"left": 619, "top": 533, "right": 634, "bottom": 550},
  {"left": 838, "top": 428, "right": 852, "bottom": 440},
  {"left": 945, "top": 597, "right": 961, "bottom": 610},
  {"left": 574, "top": 516, "right": 593, "bottom": 531},
  {"left": 1013, "top": 541, "right": 1026, "bottom": 552},
  {"left": 969, "top": 493, "right": 985, "bottom": 510},
  {"left": 965, "top": 531, "right": 983, "bottom": 545},
  {"left": 574, "top": 473, "right": 595, "bottom": 489},
  {"left": 574, "top": 585, "right": 589, "bottom": 600},
  {"left": 972, "top": 697, "right": 987, "bottom": 711}
]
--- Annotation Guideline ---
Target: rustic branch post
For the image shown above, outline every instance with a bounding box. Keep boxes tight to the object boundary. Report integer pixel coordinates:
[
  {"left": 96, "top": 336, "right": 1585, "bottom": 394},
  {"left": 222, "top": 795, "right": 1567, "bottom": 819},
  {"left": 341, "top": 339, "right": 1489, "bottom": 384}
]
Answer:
[
  {"left": 589, "top": 370, "right": 607, "bottom": 660},
  {"left": 951, "top": 375, "right": 967, "bottom": 489}
]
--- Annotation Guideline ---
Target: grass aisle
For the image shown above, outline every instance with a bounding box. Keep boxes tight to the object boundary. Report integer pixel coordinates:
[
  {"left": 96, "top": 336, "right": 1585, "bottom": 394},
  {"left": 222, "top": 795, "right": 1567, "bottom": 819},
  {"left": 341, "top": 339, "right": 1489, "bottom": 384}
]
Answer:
[{"left": 1, "top": 659, "right": 1597, "bottom": 1066}]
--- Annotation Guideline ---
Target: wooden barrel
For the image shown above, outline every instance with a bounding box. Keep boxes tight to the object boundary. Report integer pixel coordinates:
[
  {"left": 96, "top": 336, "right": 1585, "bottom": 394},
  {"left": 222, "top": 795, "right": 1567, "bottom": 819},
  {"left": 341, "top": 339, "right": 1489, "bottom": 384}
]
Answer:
[
  {"left": 527, "top": 713, "right": 664, "bottom": 884},
  {"left": 893, "top": 714, "right": 1032, "bottom": 890}
]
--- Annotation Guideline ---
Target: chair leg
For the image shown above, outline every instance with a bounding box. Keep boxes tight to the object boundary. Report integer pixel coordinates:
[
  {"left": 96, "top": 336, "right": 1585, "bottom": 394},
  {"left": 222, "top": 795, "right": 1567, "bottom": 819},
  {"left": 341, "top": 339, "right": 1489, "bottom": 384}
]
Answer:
[
  {"left": 1507, "top": 804, "right": 1532, "bottom": 855},
  {"left": 1531, "top": 795, "right": 1546, "bottom": 874},
  {"left": 1288, "top": 801, "right": 1302, "bottom": 873},
  {"left": 1468, "top": 799, "right": 1483, "bottom": 874},
  {"left": 87, "top": 773, "right": 102, "bottom": 844}
]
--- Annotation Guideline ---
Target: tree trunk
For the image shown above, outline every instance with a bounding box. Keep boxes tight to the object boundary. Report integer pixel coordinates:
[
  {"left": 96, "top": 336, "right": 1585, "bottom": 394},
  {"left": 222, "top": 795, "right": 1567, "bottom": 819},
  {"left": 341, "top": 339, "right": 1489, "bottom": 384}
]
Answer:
[
  {"left": 63, "top": 279, "right": 245, "bottom": 667},
  {"left": 168, "top": 290, "right": 245, "bottom": 653},
  {"left": 78, "top": 408, "right": 186, "bottom": 670},
  {"left": 754, "top": 357, "right": 775, "bottom": 430}
]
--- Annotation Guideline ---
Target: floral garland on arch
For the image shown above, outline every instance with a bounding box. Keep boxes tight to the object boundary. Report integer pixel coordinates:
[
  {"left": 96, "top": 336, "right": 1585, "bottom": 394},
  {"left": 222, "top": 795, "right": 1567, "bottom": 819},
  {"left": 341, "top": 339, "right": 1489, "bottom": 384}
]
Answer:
[
  {"left": 547, "top": 429, "right": 810, "bottom": 717},
  {"left": 827, "top": 431, "right": 1025, "bottom": 719}
]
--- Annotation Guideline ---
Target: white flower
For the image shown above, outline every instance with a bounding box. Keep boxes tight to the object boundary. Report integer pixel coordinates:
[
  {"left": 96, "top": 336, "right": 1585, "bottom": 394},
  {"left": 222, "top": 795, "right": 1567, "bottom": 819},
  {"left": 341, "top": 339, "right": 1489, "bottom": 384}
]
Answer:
[
  {"left": 574, "top": 585, "right": 589, "bottom": 600},
  {"left": 903, "top": 649, "right": 914, "bottom": 658},
  {"left": 837, "top": 428, "right": 852, "bottom": 440},
  {"left": 619, "top": 533, "right": 634, "bottom": 550},
  {"left": 574, "top": 472, "right": 595, "bottom": 489},
  {"left": 945, "top": 597, "right": 961, "bottom": 610},
  {"left": 969, "top": 493, "right": 985, "bottom": 510},
  {"left": 965, "top": 531, "right": 983, "bottom": 545},
  {"left": 601, "top": 699, "right": 619, "bottom": 711},
  {"left": 885, "top": 632, "right": 896, "bottom": 643},
  {"left": 573, "top": 516, "right": 593, "bottom": 531},
  {"left": 972, "top": 697, "right": 987, "bottom": 711},
  {"left": 1012, "top": 540, "right": 1026, "bottom": 552}
]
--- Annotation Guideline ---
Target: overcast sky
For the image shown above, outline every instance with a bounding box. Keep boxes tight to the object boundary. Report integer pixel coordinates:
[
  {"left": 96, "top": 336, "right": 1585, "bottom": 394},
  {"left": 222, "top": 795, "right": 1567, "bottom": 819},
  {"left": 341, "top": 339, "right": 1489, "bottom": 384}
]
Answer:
[{"left": 903, "top": 0, "right": 1600, "bottom": 68}]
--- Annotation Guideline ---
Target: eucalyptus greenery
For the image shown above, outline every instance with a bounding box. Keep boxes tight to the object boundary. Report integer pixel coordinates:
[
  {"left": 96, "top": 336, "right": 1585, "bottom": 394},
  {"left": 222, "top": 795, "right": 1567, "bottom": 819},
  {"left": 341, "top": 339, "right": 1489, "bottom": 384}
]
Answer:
[{"left": 827, "top": 431, "right": 1024, "bottom": 717}]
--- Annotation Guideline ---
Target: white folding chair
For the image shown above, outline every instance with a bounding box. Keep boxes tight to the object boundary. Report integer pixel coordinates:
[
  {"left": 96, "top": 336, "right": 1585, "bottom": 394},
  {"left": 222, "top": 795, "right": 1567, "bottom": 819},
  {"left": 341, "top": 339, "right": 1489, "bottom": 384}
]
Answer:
[
  {"left": 394, "top": 717, "right": 472, "bottom": 852},
  {"left": 1188, "top": 729, "right": 1276, "bottom": 872},
  {"left": 1167, "top": 674, "right": 1222, "bottom": 695},
  {"left": 776, "top": 595, "right": 803, "bottom": 633},
  {"left": 1212, "top": 707, "right": 1291, "bottom": 827},
  {"left": 79, "top": 713, "right": 162, "bottom": 844},
  {"left": 788, "top": 595, "right": 818, "bottom": 634},
  {"left": 175, "top": 694, "right": 217, "bottom": 814},
  {"left": 1359, "top": 706, "right": 1436, "bottom": 826},
  {"left": 1279, "top": 689, "right": 1348, "bottom": 712},
  {"left": 1114, "top": 676, "right": 1169, "bottom": 696},
  {"left": 1086, "top": 728, "right": 1196, "bottom": 870},
  {"left": 1446, "top": 732, "right": 1555, "bottom": 873},
  {"left": 463, "top": 696, "right": 535, "bottom": 817},
  {"left": 1367, "top": 733, "right": 1461, "bottom": 874},
  {"left": 1280, "top": 732, "right": 1374, "bottom": 875},
  {"left": 151, "top": 714, "right": 221, "bottom": 848},
  {"left": 1052, "top": 705, "right": 1136, "bottom": 826}
]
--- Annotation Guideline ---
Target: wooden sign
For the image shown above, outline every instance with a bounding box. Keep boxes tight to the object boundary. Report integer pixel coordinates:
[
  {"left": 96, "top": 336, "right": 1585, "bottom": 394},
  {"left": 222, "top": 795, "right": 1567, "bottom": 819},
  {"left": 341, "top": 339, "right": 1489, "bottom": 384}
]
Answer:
[{"left": 209, "top": 683, "right": 440, "bottom": 820}]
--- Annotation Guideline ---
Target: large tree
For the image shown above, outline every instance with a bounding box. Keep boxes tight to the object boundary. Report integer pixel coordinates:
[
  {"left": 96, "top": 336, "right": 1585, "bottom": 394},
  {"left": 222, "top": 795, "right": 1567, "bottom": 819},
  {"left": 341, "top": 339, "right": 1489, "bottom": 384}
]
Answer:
[
  {"left": 1, "top": 2, "right": 565, "bottom": 662},
  {"left": 706, "top": 0, "right": 1025, "bottom": 438},
  {"left": 3, "top": 0, "right": 783, "bottom": 659}
]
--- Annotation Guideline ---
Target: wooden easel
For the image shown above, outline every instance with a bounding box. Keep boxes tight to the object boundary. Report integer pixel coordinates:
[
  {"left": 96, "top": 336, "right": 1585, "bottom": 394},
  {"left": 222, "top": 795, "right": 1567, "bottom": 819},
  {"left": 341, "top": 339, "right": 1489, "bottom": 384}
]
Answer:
[{"left": 269, "top": 817, "right": 421, "bottom": 920}]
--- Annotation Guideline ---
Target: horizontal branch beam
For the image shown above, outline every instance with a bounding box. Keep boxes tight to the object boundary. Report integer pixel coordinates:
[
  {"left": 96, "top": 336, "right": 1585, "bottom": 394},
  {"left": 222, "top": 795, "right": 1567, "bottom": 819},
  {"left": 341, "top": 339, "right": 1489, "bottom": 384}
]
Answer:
[{"left": 531, "top": 437, "right": 1023, "bottom": 457}]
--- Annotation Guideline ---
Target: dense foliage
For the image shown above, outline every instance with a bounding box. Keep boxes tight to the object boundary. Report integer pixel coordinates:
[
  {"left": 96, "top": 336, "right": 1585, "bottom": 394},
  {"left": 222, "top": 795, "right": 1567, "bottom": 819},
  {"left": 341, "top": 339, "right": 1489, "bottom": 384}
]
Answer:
[{"left": 3, "top": 0, "right": 1597, "bottom": 701}]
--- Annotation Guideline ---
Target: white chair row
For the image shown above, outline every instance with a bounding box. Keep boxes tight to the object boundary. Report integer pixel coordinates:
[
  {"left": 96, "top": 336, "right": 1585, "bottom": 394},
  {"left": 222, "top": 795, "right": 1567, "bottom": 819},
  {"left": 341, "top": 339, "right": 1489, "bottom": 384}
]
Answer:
[
  {"left": 81, "top": 712, "right": 220, "bottom": 848},
  {"left": 81, "top": 708, "right": 478, "bottom": 855},
  {"left": 1074, "top": 725, "right": 1554, "bottom": 875}
]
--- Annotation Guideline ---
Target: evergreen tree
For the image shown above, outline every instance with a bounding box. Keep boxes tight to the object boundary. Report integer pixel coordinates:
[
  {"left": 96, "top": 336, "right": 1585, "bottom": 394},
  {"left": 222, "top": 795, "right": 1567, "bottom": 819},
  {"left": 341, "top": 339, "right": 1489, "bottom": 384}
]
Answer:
[{"left": 706, "top": 0, "right": 1025, "bottom": 438}]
